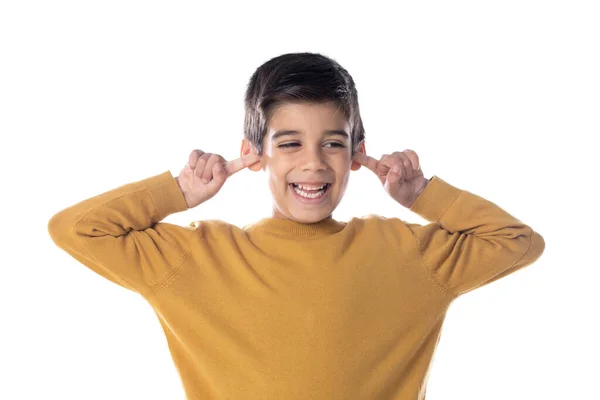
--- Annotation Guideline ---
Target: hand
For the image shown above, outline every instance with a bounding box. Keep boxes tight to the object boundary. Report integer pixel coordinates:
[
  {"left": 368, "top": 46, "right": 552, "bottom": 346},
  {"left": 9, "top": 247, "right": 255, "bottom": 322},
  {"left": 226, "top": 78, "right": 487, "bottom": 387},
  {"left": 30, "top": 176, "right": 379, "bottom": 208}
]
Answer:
[
  {"left": 176, "top": 149, "right": 260, "bottom": 208},
  {"left": 352, "top": 149, "right": 428, "bottom": 208}
]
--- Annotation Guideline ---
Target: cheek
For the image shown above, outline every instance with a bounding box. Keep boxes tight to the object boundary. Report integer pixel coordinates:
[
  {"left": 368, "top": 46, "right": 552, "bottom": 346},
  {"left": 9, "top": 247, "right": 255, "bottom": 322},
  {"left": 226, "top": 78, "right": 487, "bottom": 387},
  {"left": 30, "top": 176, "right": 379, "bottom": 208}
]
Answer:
[
  {"left": 337, "top": 171, "right": 350, "bottom": 188},
  {"left": 266, "top": 157, "right": 291, "bottom": 178},
  {"left": 336, "top": 164, "right": 352, "bottom": 187},
  {"left": 266, "top": 165, "right": 288, "bottom": 190},
  {"left": 334, "top": 155, "right": 351, "bottom": 171}
]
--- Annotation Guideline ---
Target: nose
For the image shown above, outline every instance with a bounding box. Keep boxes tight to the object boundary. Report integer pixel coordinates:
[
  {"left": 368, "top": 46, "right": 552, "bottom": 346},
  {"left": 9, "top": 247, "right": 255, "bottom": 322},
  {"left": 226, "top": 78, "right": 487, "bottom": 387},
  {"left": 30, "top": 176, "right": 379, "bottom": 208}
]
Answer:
[{"left": 300, "top": 146, "right": 327, "bottom": 172}]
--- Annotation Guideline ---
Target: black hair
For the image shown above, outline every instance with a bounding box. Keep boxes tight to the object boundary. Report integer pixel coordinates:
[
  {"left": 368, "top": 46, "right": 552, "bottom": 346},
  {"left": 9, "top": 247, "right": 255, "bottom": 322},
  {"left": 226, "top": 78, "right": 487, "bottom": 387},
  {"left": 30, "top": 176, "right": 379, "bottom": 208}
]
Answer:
[{"left": 244, "top": 52, "right": 365, "bottom": 155}]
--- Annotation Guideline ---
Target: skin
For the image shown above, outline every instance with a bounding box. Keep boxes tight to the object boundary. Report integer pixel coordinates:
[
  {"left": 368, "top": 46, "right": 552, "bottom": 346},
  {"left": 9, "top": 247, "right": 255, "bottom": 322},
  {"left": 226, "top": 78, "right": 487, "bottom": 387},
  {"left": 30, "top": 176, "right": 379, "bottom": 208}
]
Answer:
[
  {"left": 240, "top": 101, "right": 366, "bottom": 224},
  {"left": 176, "top": 101, "right": 426, "bottom": 212},
  {"left": 352, "top": 150, "right": 428, "bottom": 209}
]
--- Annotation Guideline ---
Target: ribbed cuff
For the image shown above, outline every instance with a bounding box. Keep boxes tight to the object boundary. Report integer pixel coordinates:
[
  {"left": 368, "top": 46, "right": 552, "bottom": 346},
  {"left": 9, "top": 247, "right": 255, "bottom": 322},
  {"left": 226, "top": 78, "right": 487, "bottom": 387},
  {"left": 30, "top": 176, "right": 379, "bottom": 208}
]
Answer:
[
  {"left": 408, "top": 176, "right": 463, "bottom": 222},
  {"left": 147, "top": 171, "right": 189, "bottom": 218}
]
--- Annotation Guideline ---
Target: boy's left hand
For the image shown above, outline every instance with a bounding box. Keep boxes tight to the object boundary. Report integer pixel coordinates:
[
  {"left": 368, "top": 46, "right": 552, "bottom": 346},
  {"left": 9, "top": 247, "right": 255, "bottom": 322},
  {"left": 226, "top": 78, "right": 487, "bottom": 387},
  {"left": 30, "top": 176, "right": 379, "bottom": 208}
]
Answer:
[{"left": 352, "top": 150, "right": 429, "bottom": 208}]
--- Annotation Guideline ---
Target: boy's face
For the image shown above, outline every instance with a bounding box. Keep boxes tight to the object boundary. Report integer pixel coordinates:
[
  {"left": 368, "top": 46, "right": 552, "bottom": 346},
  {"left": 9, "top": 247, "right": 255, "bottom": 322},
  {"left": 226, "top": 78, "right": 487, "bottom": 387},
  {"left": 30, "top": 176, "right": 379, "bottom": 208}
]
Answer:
[{"left": 241, "top": 101, "right": 365, "bottom": 223}]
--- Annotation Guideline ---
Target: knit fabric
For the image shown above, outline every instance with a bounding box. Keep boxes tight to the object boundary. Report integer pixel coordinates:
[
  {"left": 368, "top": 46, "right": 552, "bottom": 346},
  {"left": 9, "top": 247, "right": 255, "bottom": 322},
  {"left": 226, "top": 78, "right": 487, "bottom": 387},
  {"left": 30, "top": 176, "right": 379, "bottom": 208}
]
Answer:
[{"left": 48, "top": 171, "right": 545, "bottom": 399}]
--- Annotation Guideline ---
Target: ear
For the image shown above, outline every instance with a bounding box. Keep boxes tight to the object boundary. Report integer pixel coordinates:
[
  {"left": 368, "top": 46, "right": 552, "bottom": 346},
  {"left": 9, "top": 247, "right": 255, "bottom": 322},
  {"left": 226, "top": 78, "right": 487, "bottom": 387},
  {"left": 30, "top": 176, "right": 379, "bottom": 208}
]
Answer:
[
  {"left": 350, "top": 140, "right": 366, "bottom": 171},
  {"left": 240, "top": 139, "right": 262, "bottom": 171}
]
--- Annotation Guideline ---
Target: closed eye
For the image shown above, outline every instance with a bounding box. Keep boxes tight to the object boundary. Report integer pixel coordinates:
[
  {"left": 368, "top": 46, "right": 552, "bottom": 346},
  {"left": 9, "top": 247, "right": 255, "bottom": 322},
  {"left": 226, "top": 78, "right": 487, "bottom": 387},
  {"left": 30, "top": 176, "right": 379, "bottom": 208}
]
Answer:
[
  {"left": 278, "top": 142, "right": 300, "bottom": 148},
  {"left": 278, "top": 142, "right": 346, "bottom": 148}
]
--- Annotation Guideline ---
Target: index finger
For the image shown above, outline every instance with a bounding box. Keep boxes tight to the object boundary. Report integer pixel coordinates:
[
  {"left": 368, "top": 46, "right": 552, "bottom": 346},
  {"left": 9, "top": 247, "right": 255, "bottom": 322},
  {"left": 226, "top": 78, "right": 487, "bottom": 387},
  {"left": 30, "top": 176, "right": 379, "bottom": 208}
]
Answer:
[
  {"left": 224, "top": 153, "right": 261, "bottom": 176},
  {"left": 352, "top": 152, "right": 380, "bottom": 174}
]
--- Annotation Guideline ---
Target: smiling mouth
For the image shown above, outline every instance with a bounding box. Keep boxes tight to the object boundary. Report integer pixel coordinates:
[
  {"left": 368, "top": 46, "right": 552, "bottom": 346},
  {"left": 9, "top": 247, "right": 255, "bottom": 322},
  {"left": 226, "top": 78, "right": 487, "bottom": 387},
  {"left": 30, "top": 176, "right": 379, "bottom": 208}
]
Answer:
[{"left": 289, "top": 183, "right": 331, "bottom": 199}]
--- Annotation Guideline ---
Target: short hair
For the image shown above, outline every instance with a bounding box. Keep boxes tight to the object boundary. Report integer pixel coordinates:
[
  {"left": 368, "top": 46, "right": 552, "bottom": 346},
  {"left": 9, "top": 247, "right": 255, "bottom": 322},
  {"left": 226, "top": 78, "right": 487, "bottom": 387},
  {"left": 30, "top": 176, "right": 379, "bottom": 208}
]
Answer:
[{"left": 243, "top": 52, "right": 365, "bottom": 155}]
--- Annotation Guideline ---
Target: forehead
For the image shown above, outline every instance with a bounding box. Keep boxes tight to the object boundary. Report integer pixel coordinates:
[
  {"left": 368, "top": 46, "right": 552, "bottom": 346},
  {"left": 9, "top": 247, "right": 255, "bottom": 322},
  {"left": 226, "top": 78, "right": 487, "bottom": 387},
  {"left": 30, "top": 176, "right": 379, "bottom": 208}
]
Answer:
[{"left": 267, "top": 101, "right": 349, "bottom": 131}]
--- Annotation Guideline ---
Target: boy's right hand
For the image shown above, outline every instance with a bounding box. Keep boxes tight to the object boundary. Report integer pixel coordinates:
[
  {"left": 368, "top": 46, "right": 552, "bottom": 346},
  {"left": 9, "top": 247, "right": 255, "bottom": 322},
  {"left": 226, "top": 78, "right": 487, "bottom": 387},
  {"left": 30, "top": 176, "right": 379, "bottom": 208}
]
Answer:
[{"left": 176, "top": 149, "right": 261, "bottom": 209}]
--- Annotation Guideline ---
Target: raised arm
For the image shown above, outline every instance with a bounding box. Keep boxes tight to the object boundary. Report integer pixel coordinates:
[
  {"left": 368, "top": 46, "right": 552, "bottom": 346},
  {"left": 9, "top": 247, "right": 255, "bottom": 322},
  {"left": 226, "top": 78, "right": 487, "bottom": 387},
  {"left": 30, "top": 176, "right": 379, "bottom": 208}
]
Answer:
[
  {"left": 47, "top": 171, "right": 193, "bottom": 295},
  {"left": 406, "top": 176, "right": 545, "bottom": 297},
  {"left": 48, "top": 150, "right": 261, "bottom": 295},
  {"left": 352, "top": 150, "right": 545, "bottom": 297}
]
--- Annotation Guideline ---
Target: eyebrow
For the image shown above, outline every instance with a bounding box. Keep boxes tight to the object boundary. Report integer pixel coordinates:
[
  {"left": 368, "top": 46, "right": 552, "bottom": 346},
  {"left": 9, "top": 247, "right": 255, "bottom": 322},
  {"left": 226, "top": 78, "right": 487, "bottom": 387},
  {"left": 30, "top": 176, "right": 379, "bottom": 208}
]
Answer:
[{"left": 271, "top": 129, "right": 350, "bottom": 141}]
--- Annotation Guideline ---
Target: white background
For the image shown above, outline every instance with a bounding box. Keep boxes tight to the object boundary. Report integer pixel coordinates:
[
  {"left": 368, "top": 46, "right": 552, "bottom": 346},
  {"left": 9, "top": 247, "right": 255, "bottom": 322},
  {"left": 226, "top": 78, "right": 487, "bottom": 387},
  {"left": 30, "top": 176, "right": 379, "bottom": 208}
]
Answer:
[{"left": 1, "top": 0, "right": 598, "bottom": 399}]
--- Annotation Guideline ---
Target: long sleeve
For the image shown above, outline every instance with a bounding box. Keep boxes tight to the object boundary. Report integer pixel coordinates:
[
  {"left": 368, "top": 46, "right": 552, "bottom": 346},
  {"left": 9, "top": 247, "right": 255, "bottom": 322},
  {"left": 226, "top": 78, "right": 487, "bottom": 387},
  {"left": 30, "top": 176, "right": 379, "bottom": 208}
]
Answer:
[
  {"left": 406, "top": 176, "right": 545, "bottom": 297},
  {"left": 47, "top": 170, "right": 194, "bottom": 295}
]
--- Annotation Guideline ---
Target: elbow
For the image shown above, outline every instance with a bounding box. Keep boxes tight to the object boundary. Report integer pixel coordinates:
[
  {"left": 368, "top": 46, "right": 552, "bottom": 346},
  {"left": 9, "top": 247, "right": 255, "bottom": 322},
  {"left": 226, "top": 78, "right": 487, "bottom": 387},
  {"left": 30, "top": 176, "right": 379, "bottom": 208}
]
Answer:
[
  {"left": 495, "top": 225, "right": 545, "bottom": 265},
  {"left": 511, "top": 227, "right": 545, "bottom": 268},
  {"left": 47, "top": 212, "right": 63, "bottom": 245},
  {"left": 47, "top": 210, "right": 73, "bottom": 248},
  {"left": 528, "top": 229, "right": 546, "bottom": 263}
]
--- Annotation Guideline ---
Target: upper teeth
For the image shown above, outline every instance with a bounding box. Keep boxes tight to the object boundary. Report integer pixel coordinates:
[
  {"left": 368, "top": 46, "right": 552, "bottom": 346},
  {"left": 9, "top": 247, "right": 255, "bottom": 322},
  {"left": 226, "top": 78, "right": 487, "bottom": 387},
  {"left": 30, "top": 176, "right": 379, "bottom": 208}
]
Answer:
[{"left": 295, "top": 183, "right": 327, "bottom": 190}]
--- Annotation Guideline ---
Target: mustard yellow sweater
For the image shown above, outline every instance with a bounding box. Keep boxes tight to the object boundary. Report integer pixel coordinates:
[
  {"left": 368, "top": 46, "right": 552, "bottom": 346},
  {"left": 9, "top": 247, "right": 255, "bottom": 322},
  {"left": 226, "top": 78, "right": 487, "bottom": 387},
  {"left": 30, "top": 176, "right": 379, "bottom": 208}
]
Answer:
[{"left": 48, "top": 171, "right": 545, "bottom": 399}]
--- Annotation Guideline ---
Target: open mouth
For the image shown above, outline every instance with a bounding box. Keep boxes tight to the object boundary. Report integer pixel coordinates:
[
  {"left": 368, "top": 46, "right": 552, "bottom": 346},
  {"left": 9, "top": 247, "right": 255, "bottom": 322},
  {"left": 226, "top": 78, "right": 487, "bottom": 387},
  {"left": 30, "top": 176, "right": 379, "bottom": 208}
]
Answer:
[{"left": 289, "top": 183, "right": 331, "bottom": 200}]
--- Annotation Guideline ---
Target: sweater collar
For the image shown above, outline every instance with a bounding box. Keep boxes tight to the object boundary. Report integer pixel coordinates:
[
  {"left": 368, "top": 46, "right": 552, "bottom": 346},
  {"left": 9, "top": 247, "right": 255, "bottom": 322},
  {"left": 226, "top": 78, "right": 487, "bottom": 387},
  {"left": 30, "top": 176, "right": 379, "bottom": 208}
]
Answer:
[{"left": 244, "top": 216, "right": 346, "bottom": 237}]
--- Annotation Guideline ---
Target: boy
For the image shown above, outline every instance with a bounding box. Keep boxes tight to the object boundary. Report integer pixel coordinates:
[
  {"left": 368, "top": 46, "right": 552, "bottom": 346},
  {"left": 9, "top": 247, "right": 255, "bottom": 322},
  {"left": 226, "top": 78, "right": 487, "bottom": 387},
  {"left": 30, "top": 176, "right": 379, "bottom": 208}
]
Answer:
[{"left": 48, "top": 52, "right": 545, "bottom": 399}]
